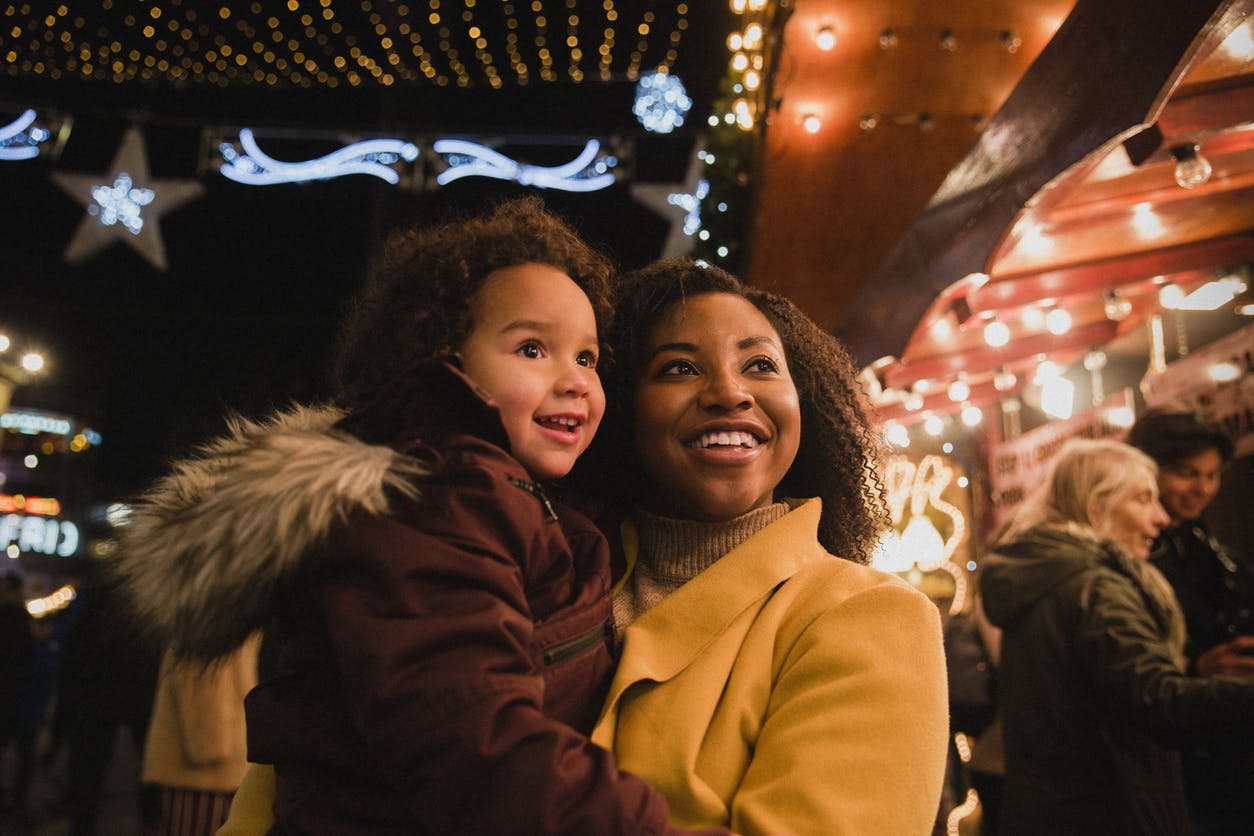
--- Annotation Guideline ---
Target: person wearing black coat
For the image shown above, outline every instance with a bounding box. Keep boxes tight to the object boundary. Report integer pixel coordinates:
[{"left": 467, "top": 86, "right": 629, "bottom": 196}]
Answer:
[
  {"left": 980, "top": 439, "right": 1254, "bottom": 836},
  {"left": 1127, "top": 406, "right": 1254, "bottom": 834}
]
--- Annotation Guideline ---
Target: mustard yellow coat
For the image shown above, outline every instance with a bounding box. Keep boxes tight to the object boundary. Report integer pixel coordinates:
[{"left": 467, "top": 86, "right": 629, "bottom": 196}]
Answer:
[
  {"left": 592, "top": 499, "right": 949, "bottom": 835},
  {"left": 219, "top": 500, "right": 948, "bottom": 835}
]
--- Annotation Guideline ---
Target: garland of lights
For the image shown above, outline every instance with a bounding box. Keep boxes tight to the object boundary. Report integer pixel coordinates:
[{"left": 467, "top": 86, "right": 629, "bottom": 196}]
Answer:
[{"left": 0, "top": 110, "right": 49, "bottom": 160}]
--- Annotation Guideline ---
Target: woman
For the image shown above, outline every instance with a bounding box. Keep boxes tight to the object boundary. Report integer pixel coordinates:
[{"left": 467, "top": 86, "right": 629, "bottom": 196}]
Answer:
[
  {"left": 580, "top": 258, "right": 948, "bottom": 834},
  {"left": 221, "top": 258, "right": 949, "bottom": 834},
  {"left": 979, "top": 439, "right": 1254, "bottom": 836}
]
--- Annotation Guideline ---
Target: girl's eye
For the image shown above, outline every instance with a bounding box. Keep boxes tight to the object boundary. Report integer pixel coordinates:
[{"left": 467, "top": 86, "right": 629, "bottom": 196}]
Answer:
[
  {"left": 658, "top": 359, "right": 698, "bottom": 376},
  {"left": 577, "top": 350, "right": 598, "bottom": 368},
  {"left": 746, "top": 357, "right": 779, "bottom": 373},
  {"left": 517, "top": 341, "right": 543, "bottom": 359}
]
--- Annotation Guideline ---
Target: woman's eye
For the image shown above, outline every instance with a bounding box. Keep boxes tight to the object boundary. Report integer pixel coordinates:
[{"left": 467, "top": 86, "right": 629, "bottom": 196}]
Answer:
[
  {"left": 746, "top": 357, "right": 779, "bottom": 373},
  {"left": 577, "top": 350, "right": 598, "bottom": 368},
  {"left": 658, "top": 359, "right": 698, "bottom": 376},
  {"left": 517, "top": 341, "right": 543, "bottom": 359}
]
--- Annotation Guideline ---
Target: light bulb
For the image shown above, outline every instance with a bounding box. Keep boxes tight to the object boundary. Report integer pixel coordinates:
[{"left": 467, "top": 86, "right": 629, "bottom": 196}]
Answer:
[
  {"left": 801, "top": 113, "right": 822, "bottom": 134},
  {"left": 948, "top": 378, "right": 970, "bottom": 402},
  {"left": 983, "top": 317, "right": 1010, "bottom": 347},
  {"left": 1159, "top": 282, "right": 1186, "bottom": 309},
  {"left": 1171, "top": 144, "right": 1212, "bottom": 189},
  {"left": 961, "top": 404, "right": 983, "bottom": 426},
  {"left": 815, "top": 26, "right": 836, "bottom": 51},
  {"left": 1045, "top": 306, "right": 1072, "bottom": 335},
  {"left": 1103, "top": 291, "right": 1132, "bottom": 321}
]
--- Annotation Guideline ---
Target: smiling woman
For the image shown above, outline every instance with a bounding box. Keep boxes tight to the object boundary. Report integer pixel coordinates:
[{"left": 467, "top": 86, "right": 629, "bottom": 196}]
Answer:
[{"left": 577, "top": 258, "right": 950, "bottom": 834}]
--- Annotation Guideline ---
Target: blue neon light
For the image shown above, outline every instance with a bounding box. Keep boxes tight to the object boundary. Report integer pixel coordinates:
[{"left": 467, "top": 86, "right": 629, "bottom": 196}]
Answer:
[
  {"left": 219, "top": 129, "right": 419, "bottom": 185},
  {"left": 433, "top": 139, "right": 616, "bottom": 191},
  {"left": 0, "top": 110, "right": 51, "bottom": 160}
]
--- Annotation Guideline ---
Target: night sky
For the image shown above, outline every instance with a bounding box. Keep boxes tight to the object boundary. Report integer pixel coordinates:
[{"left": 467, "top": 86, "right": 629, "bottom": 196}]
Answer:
[{"left": 0, "top": 12, "right": 727, "bottom": 498}]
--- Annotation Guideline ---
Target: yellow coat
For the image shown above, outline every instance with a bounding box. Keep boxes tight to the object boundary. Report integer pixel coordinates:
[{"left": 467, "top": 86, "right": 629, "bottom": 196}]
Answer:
[
  {"left": 219, "top": 500, "right": 948, "bottom": 835},
  {"left": 592, "top": 499, "right": 949, "bottom": 835},
  {"left": 143, "top": 633, "right": 259, "bottom": 793}
]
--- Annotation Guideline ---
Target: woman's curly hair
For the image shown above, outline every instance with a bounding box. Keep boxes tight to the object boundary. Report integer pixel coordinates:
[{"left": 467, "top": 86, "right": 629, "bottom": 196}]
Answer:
[
  {"left": 333, "top": 196, "right": 614, "bottom": 409},
  {"left": 578, "top": 258, "right": 889, "bottom": 563}
]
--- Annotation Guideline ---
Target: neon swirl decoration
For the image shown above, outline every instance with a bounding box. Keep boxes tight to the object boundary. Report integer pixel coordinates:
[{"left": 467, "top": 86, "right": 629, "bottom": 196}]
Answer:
[
  {"left": 433, "top": 139, "right": 617, "bottom": 192},
  {"left": 219, "top": 128, "right": 419, "bottom": 185},
  {"left": 0, "top": 110, "right": 51, "bottom": 160}
]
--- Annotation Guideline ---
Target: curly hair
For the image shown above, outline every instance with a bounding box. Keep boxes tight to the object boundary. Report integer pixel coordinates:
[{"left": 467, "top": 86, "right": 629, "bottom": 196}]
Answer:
[
  {"left": 578, "top": 258, "right": 888, "bottom": 563},
  {"left": 332, "top": 196, "right": 614, "bottom": 409}
]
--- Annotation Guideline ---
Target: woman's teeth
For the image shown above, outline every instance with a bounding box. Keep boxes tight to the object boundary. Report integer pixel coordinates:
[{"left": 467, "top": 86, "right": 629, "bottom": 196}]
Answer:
[{"left": 689, "top": 431, "right": 759, "bottom": 449}]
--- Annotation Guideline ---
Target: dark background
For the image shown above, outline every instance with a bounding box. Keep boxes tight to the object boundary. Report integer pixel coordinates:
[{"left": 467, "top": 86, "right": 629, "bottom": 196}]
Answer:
[{"left": 0, "top": 7, "right": 730, "bottom": 497}]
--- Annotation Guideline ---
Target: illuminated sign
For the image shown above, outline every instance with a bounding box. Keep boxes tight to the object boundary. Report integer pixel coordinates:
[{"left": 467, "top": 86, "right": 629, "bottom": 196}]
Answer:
[
  {"left": 0, "top": 494, "right": 62, "bottom": 515},
  {"left": 1, "top": 410, "right": 73, "bottom": 435},
  {"left": 0, "top": 513, "right": 79, "bottom": 557}
]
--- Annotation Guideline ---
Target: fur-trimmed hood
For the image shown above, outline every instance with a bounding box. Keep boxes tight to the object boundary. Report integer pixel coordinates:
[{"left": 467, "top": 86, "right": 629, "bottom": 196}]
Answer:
[{"left": 112, "top": 404, "right": 430, "bottom": 662}]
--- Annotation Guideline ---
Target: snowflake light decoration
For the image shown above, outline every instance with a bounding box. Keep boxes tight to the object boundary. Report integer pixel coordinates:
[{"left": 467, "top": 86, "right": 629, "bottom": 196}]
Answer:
[
  {"left": 633, "top": 71, "right": 693, "bottom": 134},
  {"left": 90, "top": 173, "right": 155, "bottom": 234}
]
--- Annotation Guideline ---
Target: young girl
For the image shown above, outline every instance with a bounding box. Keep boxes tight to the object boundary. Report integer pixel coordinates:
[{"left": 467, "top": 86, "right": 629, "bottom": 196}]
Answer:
[{"left": 113, "top": 198, "right": 722, "bottom": 835}]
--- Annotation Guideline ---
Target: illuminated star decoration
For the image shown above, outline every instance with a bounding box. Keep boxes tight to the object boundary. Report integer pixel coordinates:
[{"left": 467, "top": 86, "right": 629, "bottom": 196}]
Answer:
[
  {"left": 0, "top": 110, "right": 51, "bottom": 160},
  {"left": 631, "top": 142, "right": 709, "bottom": 257},
  {"left": 218, "top": 128, "right": 419, "bottom": 185},
  {"left": 51, "top": 127, "right": 205, "bottom": 271}
]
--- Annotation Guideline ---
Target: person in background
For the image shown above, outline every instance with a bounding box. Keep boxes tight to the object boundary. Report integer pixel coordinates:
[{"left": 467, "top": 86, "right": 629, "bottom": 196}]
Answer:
[
  {"left": 0, "top": 572, "right": 35, "bottom": 819},
  {"left": 1127, "top": 406, "right": 1254, "bottom": 835},
  {"left": 140, "top": 633, "right": 260, "bottom": 836},
  {"left": 56, "top": 568, "right": 161, "bottom": 836},
  {"left": 980, "top": 439, "right": 1254, "bottom": 836}
]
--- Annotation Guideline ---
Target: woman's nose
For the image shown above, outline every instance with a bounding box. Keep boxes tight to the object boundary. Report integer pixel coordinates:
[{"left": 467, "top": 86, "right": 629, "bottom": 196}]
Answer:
[{"left": 699, "top": 368, "right": 752, "bottom": 411}]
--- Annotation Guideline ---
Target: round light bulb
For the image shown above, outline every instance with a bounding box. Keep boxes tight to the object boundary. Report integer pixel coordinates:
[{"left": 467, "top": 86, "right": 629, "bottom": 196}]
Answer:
[
  {"left": 801, "top": 113, "right": 821, "bottom": 134},
  {"left": 1045, "top": 306, "right": 1072, "bottom": 335},
  {"left": 983, "top": 318, "right": 1010, "bottom": 347},
  {"left": 815, "top": 26, "right": 836, "bottom": 51},
  {"left": 1171, "top": 144, "right": 1212, "bottom": 189}
]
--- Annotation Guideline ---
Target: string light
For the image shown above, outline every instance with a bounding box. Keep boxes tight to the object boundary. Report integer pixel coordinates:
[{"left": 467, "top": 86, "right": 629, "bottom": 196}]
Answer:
[
  {"left": 1170, "top": 143, "right": 1212, "bottom": 189},
  {"left": 0, "top": 3, "right": 691, "bottom": 91}
]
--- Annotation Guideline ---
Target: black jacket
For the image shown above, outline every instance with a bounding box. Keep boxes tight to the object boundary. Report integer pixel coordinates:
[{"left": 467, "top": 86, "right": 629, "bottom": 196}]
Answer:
[{"left": 980, "top": 526, "right": 1254, "bottom": 836}]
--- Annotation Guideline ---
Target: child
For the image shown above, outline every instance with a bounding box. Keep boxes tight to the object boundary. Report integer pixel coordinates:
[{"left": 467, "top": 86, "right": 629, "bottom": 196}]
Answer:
[{"left": 113, "top": 198, "right": 715, "bottom": 834}]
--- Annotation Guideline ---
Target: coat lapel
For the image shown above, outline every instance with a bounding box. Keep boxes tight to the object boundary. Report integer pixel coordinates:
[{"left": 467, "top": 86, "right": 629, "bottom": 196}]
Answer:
[{"left": 595, "top": 499, "right": 829, "bottom": 739}]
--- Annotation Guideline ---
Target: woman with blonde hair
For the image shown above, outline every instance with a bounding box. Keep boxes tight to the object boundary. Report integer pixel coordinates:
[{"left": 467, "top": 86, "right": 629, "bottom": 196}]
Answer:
[{"left": 980, "top": 439, "right": 1254, "bottom": 835}]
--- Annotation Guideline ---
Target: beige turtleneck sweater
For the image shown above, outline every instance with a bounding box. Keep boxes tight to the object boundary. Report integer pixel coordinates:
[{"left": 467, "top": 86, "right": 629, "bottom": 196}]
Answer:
[{"left": 612, "top": 502, "right": 790, "bottom": 633}]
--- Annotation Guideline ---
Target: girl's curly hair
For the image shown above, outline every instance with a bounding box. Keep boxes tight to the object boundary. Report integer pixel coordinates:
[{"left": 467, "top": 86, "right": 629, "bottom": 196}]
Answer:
[
  {"left": 333, "top": 196, "right": 614, "bottom": 409},
  {"left": 578, "top": 258, "right": 889, "bottom": 563}
]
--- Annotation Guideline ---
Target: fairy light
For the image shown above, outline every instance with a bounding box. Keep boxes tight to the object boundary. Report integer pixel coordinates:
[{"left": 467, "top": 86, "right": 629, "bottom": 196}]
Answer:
[{"left": 0, "top": 3, "right": 690, "bottom": 91}]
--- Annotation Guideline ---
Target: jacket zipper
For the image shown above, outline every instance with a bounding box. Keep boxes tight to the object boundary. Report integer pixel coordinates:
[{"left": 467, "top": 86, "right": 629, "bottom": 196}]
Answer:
[{"left": 541, "top": 621, "right": 610, "bottom": 666}]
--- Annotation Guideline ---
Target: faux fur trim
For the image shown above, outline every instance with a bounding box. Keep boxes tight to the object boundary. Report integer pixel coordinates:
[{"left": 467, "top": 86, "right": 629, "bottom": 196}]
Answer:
[{"left": 112, "top": 404, "right": 430, "bottom": 661}]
